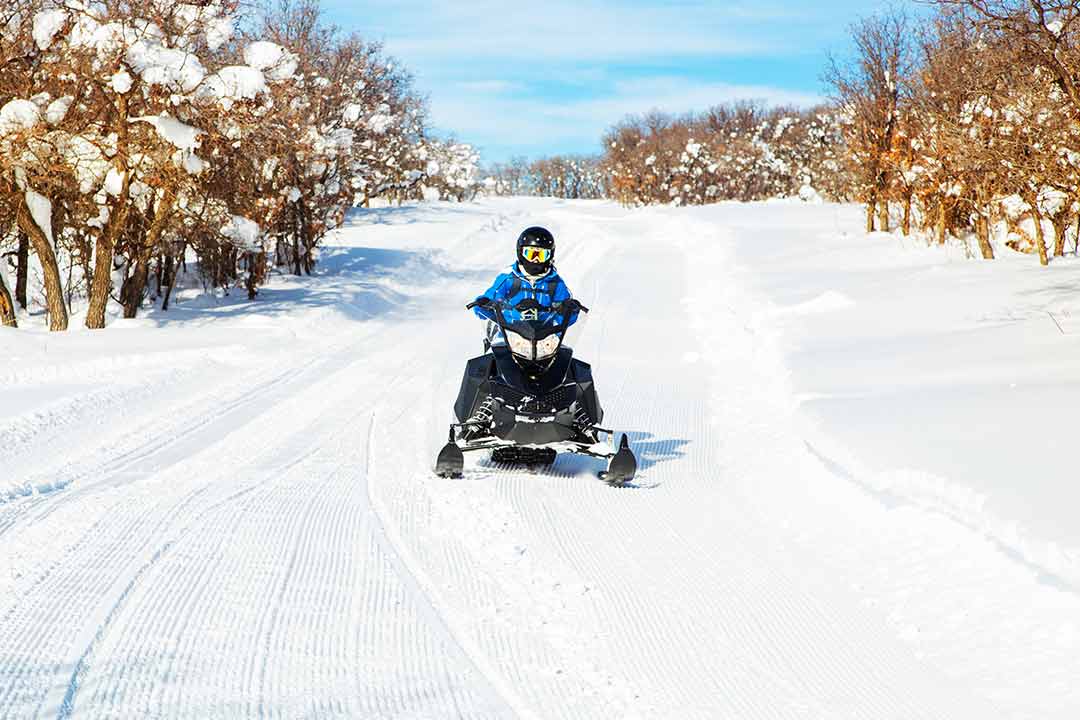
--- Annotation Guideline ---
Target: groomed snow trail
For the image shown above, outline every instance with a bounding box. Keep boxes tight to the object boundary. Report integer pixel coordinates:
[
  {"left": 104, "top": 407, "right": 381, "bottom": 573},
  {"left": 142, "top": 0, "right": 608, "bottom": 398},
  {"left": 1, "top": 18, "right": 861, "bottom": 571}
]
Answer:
[{"left": 2, "top": 199, "right": 1076, "bottom": 718}]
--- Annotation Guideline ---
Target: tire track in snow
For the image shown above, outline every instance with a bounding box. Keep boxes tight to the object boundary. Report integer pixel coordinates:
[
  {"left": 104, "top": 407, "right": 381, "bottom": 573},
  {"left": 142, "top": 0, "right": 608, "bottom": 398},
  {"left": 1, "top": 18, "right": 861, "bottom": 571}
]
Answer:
[
  {"left": 0, "top": 330, "right": 367, "bottom": 536},
  {"left": 366, "top": 208, "right": 991, "bottom": 719},
  {"left": 7, "top": 326, "right": 513, "bottom": 719}
]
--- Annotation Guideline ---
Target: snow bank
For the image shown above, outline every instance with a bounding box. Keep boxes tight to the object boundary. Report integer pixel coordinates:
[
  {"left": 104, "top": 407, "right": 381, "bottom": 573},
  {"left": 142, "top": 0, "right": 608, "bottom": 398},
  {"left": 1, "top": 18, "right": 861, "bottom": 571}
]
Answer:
[
  {"left": 709, "top": 201, "right": 1080, "bottom": 589},
  {"left": 773, "top": 290, "right": 855, "bottom": 316}
]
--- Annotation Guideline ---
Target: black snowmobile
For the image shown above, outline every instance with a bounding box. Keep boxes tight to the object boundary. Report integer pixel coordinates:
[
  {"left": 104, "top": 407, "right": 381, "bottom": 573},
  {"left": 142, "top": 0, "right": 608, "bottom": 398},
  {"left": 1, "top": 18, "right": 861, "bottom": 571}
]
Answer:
[{"left": 435, "top": 296, "right": 637, "bottom": 485}]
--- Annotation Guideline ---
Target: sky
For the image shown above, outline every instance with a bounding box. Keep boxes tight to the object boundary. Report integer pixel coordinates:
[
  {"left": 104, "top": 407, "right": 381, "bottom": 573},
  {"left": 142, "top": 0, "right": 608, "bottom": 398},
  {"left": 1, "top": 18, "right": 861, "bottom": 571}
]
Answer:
[{"left": 321, "top": 0, "right": 903, "bottom": 164}]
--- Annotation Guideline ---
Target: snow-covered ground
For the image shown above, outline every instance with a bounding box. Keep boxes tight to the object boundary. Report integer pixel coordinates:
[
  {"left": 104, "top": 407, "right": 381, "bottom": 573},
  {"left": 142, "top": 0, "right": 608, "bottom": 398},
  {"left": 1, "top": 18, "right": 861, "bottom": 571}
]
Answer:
[{"left": 2, "top": 198, "right": 1079, "bottom": 718}]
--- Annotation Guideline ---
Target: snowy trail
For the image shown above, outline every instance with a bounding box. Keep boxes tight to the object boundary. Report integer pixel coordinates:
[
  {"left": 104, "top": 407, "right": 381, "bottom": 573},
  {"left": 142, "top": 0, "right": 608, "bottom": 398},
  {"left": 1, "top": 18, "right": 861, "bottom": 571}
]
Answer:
[{"left": 2, "top": 199, "right": 1078, "bottom": 718}]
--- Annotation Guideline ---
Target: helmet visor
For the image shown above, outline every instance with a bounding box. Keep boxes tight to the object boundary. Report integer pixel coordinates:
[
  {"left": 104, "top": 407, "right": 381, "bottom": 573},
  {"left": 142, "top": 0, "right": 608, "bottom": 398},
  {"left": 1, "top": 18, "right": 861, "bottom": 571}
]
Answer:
[{"left": 521, "top": 246, "right": 552, "bottom": 264}]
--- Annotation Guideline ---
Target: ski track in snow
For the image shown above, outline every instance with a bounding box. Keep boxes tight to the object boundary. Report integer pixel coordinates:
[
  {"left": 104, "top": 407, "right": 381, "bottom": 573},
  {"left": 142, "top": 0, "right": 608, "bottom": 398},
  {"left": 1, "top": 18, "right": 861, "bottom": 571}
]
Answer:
[{"left": 1, "top": 199, "right": 1078, "bottom": 718}]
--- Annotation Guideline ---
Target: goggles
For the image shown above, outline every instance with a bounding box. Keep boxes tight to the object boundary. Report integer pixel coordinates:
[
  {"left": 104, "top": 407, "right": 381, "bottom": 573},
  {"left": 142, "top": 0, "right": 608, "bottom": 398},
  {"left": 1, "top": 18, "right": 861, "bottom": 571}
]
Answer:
[{"left": 521, "top": 246, "right": 552, "bottom": 264}]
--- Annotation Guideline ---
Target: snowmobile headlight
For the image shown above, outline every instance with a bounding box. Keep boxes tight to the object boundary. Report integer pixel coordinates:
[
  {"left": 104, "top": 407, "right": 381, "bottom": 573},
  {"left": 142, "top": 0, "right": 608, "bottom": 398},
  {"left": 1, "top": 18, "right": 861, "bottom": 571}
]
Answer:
[
  {"left": 535, "top": 334, "right": 561, "bottom": 359},
  {"left": 506, "top": 330, "right": 534, "bottom": 358}
]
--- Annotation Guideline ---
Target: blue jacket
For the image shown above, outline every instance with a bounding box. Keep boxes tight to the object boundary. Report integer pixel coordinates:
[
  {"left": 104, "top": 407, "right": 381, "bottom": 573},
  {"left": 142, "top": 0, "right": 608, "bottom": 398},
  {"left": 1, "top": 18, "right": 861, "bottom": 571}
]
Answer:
[{"left": 473, "top": 263, "right": 579, "bottom": 327}]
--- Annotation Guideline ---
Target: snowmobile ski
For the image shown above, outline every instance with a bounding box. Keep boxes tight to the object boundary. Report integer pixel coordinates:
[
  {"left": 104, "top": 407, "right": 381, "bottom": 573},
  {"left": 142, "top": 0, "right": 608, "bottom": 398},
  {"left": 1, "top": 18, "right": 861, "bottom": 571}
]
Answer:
[
  {"left": 599, "top": 434, "right": 637, "bottom": 486},
  {"left": 435, "top": 428, "right": 465, "bottom": 478}
]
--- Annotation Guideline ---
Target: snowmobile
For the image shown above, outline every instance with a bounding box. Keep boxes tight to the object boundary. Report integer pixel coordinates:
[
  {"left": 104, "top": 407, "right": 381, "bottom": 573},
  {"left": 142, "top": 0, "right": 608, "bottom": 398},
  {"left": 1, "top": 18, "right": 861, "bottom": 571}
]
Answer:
[{"left": 435, "top": 296, "right": 638, "bottom": 485}]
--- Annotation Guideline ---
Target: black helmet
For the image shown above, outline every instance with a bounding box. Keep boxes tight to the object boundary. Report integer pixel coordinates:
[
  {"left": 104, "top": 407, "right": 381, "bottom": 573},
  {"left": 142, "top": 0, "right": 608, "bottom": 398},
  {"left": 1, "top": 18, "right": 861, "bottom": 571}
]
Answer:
[{"left": 516, "top": 226, "right": 555, "bottom": 276}]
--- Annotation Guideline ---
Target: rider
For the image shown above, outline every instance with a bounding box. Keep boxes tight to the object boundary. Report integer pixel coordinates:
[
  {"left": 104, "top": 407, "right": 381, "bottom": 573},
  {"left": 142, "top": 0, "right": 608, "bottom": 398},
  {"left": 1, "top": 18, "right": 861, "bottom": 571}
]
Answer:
[
  {"left": 464, "top": 226, "right": 594, "bottom": 442},
  {"left": 471, "top": 226, "right": 579, "bottom": 345}
]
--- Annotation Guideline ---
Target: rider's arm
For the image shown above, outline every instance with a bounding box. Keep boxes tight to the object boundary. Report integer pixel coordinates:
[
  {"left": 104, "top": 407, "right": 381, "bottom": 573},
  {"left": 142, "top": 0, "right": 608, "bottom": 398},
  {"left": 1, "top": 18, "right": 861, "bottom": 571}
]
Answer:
[
  {"left": 552, "top": 277, "right": 580, "bottom": 326},
  {"left": 472, "top": 273, "right": 512, "bottom": 321}
]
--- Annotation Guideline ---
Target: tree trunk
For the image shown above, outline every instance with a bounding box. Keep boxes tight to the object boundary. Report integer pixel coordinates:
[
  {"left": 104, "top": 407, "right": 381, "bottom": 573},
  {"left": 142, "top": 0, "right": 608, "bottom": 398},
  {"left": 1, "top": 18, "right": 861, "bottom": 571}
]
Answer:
[
  {"left": 935, "top": 200, "right": 947, "bottom": 245},
  {"left": 0, "top": 266, "right": 16, "bottom": 328},
  {"left": 1052, "top": 216, "right": 1068, "bottom": 257},
  {"left": 122, "top": 191, "right": 172, "bottom": 317},
  {"left": 1028, "top": 198, "right": 1050, "bottom": 266},
  {"left": 87, "top": 94, "right": 131, "bottom": 329},
  {"left": 121, "top": 250, "right": 151, "bottom": 318},
  {"left": 16, "top": 198, "right": 68, "bottom": 331},
  {"left": 153, "top": 254, "right": 163, "bottom": 299},
  {"left": 15, "top": 231, "right": 28, "bottom": 309},
  {"left": 161, "top": 251, "right": 176, "bottom": 311},
  {"left": 975, "top": 212, "right": 995, "bottom": 260},
  {"left": 878, "top": 199, "right": 891, "bottom": 233},
  {"left": 901, "top": 194, "right": 912, "bottom": 236},
  {"left": 245, "top": 251, "right": 265, "bottom": 300},
  {"left": 85, "top": 212, "right": 128, "bottom": 328},
  {"left": 865, "top": 199, "right": 876, "bottom": 233}
]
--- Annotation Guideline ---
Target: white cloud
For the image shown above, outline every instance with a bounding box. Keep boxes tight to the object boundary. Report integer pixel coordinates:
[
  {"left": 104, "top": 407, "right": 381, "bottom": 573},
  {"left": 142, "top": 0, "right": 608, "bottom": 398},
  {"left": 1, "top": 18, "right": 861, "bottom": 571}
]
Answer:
[{"left": 429, "top": 76, "right": 824, "bottom": 158}]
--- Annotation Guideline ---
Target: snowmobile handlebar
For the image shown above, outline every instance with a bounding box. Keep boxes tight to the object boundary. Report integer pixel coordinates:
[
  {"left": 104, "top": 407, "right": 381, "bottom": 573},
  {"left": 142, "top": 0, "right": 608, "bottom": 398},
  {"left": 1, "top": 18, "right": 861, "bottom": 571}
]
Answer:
[{"left": 466, "top": 297, "right": 589, "bottom": 314}]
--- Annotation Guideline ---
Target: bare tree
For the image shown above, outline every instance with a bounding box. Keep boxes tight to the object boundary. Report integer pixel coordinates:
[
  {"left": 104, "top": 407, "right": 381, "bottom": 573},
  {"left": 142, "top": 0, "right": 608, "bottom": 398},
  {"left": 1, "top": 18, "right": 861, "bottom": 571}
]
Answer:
[{"left": 826, "top": 10, "right": 914, "bottom": 232}]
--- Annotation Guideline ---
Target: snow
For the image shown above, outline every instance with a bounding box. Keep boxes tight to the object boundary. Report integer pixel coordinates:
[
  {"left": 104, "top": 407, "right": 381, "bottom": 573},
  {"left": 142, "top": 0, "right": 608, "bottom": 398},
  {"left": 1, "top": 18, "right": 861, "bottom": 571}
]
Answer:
[
  {"left": 109, "top": 70, "right": 133, "bottom": 94},
  {"left": 2, "top": 199, "right": 1080, "bottom": 718},
  {"left": 367, "top": 110, "right": 395, "bottom": 135},
  {"left": 200, "top": 66, "right": 268, "bottom": 108},
  {"left": 24, "top": 189, "right": 53, "bottom": 244},
  {"left": 204, "top": 16, "right": 233, "bottom": 51},
  {"left": 242, "top": 41, "right": 298, "bottom": 81},
  {"left": 342, "top": 102, "right": 363, "bottom": 123},
  {"left": 131, "top": 114, "right": 202, "bottom": 151},
  {"left": 32, "top": 9, "right": 67, "bottom": 51},
  {"left": 0, "top": 99, "right": 42, "bottom": 136},
  {"left": 103, "top": 167, "right": 125, "bottom": 196},
  {"left": 178, "top": 150, "right": 205, "bottom": 175},
  {"left": 61, "top": 133, "right": 110, "bottom": 194},
  {"left": 127, "top": 43, "right": 206, "bottom": 93},
  {"left": 45, "top": 96, "right": 73, "bottom": 126},
  {"left": 220, "top": 215, "right": 261, "bottom": 250}
]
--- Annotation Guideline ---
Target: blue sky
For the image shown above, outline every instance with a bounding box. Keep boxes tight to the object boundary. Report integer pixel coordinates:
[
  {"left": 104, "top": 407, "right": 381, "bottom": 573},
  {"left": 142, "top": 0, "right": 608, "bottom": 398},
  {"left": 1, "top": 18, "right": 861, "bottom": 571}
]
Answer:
[{"left": 321, "top": 1, "right": 904, "bottom": 164}]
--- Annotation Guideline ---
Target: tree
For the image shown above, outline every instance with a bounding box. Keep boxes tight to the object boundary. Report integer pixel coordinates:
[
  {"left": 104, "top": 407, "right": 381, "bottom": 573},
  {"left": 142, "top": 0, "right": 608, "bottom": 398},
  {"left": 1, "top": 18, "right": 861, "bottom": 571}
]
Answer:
[
  {"left": 827, "top": 11, "right": 914, "bottom": 232},
  {"left": 0, "top": 257, "right": 15, "bottom": 327}
]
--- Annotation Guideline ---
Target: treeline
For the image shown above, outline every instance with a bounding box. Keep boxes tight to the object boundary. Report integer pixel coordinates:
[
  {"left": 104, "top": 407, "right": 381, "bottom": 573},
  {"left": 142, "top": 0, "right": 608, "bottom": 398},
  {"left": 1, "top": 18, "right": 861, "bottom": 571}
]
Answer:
[
  {"left": 0, "top": 0, "right": 480, "bottom": 330},
  {"left": 488, "top": 0, "right": 1080, "bottom": 265},
  {"left": 483, "top": 155, "right": 607, "bottom": 199},
  {"left": 484, "top": 105, "right": 849, "bottom": 206},
  {"left": 828, "top": 1, "right": 1080, "bottom": 264},
  {"left": 601, "top": 105, "right": 849, "bottom": 206}
]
